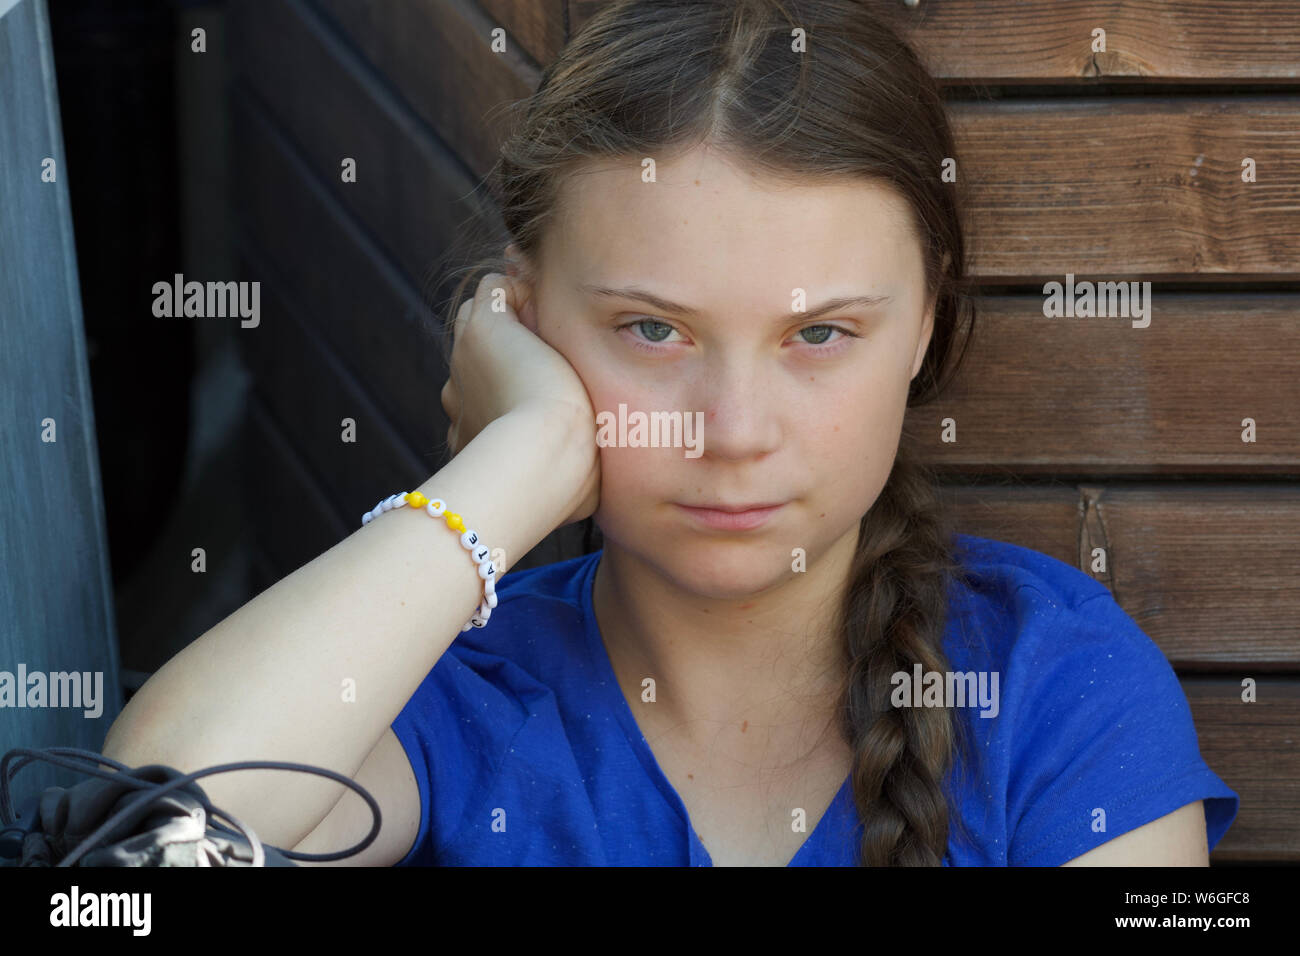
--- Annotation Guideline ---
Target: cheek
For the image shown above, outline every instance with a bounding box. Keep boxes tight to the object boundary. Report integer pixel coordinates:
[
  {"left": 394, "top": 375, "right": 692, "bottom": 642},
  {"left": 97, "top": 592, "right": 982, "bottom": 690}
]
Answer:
[
  {"left": 573, "top": 355, "right": 683, "bottom": 426},
  {"left": 795, "top": 361, "right": 909, "bottom": 444},
  {"left": 797, "top": 374, "right": 910, "bottom": 495},
  {"left": 591, "top": 444, "right": 682, "bottom": 541},
  {"left": 597, "top": 444, "right": 658, "bottom": 493}
]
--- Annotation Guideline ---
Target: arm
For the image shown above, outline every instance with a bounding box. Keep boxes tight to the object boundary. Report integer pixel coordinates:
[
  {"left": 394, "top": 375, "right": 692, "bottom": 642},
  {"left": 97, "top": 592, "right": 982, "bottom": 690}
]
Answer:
[
  {"left": 1061, "top": 800, "right": 1210, "bottom": 866},
  {"left": 101, "top": 401, "right": 594, "bottom": 853}
]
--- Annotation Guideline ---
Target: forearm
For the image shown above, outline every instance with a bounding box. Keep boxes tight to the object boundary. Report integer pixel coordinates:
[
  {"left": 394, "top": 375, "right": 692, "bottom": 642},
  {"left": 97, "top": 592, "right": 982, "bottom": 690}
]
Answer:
[{"left": 101, "top": 402, "right": 592, "bottom": 849}]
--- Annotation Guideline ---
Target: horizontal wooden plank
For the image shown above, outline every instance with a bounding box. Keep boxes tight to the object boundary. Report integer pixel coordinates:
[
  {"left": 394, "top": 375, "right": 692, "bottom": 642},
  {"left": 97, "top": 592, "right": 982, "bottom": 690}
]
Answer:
[
  {"left": 313, "top": 0, "right": 538, "bottom": 180},
  {"left": 229, "top": 0, "right": 495, "bottom": 293},
  {"left": 570, "top": 1, "right": 1300, "bottom": 83},
  {"left": 1186, "top": 678, "right": 1300, "bottom": 862},
  {"left": 953, "top": 98, "right": 1300, "bottom": 279},
  {"left": 940, "top": 483, "right": 1300, "bottom": 670},
  {"left": 907, "top": 294, "right": 1300, "bottom": 472},
  {"left": 890, "top": 0, "right": 1300, "bottom": 84},
  {"left": 228, "top": 88, "right": 452, "bottom": 467}
]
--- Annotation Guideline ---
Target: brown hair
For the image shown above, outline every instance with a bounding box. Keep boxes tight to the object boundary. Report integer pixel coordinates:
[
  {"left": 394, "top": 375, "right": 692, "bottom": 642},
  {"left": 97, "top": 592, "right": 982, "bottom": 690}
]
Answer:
[{"left": 429, "top": 0, "right": 981, "bottom": 865}]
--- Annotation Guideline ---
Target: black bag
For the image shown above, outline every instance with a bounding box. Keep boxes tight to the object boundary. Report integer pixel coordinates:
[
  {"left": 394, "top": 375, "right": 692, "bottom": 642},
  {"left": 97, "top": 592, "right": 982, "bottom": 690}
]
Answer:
[{"left": 0, "top": 747, "right": 380, "bottom": 867}]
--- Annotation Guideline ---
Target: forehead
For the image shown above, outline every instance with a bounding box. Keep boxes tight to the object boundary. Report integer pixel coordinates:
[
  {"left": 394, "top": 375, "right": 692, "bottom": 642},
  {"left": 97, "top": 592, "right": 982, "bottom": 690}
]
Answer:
[{"left": 545, "top": 147, "right": 922, "bottom": 294}]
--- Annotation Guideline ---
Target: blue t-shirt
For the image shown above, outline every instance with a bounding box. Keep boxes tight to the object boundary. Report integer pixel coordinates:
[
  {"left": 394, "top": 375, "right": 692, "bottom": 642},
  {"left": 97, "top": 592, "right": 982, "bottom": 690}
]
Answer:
[{"left": 391, "top": 534, "right": 1238, "bottom": 866}]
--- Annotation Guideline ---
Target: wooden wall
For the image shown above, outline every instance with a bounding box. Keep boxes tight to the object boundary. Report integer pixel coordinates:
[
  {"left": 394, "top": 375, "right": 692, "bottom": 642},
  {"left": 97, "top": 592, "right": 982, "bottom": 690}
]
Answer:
[{"left": 225, "top": 0, "right": 1299, "bottom": 863}]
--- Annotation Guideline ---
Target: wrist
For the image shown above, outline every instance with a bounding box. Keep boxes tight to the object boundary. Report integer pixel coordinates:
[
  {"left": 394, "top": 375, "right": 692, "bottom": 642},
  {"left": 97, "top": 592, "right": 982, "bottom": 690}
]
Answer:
[{"left": 416, "top": 404, "right": 593, "bottom": 571}]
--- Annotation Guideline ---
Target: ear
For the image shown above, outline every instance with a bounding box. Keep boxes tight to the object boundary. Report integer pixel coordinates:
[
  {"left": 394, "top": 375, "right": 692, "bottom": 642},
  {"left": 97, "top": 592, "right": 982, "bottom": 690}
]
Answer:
[{"left": 505, "top": 242, "right": 537, "bottom": 281}]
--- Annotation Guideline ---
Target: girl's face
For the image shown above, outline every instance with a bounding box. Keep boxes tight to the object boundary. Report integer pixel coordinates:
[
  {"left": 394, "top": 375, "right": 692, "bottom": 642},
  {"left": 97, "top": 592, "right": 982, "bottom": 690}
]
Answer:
[{"left": 516, "top": 145, "right": 936, "bottom": 600}]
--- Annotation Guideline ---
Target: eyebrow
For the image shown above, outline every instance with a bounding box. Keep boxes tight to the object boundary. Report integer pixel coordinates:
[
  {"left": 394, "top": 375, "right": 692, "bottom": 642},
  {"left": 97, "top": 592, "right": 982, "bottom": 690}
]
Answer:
[{"left": 578, "top": 283, "right": 894, "bottom": 323}]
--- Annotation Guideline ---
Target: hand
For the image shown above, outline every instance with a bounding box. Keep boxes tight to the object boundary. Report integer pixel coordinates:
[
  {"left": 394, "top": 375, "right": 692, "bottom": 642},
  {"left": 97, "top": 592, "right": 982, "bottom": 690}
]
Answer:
[{"left": 440, "top": 271, "right": 600, "bottom": 526}]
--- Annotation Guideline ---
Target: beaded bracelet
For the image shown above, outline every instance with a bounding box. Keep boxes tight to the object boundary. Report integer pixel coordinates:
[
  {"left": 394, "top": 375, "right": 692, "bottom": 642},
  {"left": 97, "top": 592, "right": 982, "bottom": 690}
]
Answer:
[{"left": 361, "top": 491, "right": 498, "bottom": 631}]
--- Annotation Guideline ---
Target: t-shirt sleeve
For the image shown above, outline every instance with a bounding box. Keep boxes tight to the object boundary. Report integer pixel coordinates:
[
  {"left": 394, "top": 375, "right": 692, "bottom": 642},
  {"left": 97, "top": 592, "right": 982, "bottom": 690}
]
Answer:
[
  {"left": 1005, "top": 591, "right": 1239, "bottom": 866},
  {"left": 388, "top": 645, "right": 531, "bottom": 865}
]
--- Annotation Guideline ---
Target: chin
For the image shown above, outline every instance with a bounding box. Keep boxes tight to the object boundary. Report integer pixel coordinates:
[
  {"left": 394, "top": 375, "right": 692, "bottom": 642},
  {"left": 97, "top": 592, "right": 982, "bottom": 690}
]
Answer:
[{"left": 652, "top": 542, "right": 797, "bottom": 601}]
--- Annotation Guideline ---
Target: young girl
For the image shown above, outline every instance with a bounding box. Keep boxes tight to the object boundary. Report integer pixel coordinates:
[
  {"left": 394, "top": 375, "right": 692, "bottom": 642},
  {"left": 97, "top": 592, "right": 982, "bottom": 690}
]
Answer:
[{"left": 102, "top": 0, "right": 1238, "bottom": 866}]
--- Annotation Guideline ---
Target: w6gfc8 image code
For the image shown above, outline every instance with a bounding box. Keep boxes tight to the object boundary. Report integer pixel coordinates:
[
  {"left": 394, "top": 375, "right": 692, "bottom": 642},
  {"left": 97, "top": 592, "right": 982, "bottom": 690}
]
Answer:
[{"left": 1116, "top": 891, "right": 1251, "bottom": 930}]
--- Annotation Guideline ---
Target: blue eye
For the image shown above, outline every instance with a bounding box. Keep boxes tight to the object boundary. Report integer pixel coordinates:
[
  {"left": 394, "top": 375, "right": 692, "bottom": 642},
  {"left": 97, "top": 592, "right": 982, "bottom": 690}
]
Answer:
[
  {"left": 798, "top": 325, "right": 836, "bottom": 345},
  {"left": 630, "top": 319, "right": 676, "bottom": 342},
  {"left": 616, "top": 317, "right": 860, "bottom": 354}
]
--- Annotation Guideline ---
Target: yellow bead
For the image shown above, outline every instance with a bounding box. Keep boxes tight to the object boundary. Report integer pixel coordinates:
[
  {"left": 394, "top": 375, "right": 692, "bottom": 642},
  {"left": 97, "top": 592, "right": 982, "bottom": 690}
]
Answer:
[
  {"left": 446, "top": 512, "right": 464, "bottom": 533},
  {"left": 406, "top": 492, "right": 428, "bottom": 509}
]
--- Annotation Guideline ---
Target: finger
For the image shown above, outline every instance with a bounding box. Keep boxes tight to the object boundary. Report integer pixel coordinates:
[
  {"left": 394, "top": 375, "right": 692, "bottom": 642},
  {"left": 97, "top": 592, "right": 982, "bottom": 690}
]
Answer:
[{"left": 451, "top": 272, "right": 508, "bottom": 350}]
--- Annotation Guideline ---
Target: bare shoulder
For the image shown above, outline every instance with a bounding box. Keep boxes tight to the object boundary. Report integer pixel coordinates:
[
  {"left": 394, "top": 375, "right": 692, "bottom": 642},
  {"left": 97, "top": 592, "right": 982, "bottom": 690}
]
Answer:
[
  {"left": 288, "top": 727, "right": 422, "bottom": 867},
  {"left": 1061, "top": 800, "right": 1209, "bottom": 866}
]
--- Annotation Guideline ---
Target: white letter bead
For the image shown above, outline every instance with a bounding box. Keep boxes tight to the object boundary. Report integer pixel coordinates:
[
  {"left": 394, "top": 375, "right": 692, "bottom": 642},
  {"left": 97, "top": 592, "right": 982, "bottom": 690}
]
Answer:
[
  {"left": 486, "top": 590, "right": 497, "bottom": 609},
  {"left": 393, "top": 494, "right": 408, "bottom": 508},
  {"left": 459, "top": 530, "right": 479, "bottom": 549},
  {"left": 370, "top": 504, "right": 385, "bottom": 521},
  {"left": 472, "top": 545, "right": 490, "bottom": 563},
  {"left": 427, "top": 499, "right": 446, "bottom": 517},
  {"left": 361, "top": 512, "right": 373, "bottom": 525},
  {"left": 484, "top": 575, "right": 496, "bottom": 595},
  {"left": 477, "top": 560, "right": 496, "bottom": 580},
  {"left": 461, "top": 621, "right": 473, "bottom": 632},
  {"left": 381, "top": 496, "right": 394, "bottom": 511}
]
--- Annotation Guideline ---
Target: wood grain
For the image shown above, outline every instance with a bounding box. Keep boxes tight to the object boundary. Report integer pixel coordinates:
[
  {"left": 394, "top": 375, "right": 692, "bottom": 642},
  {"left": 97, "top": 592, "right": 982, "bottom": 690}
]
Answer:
[
  {"left": 943, "top": 483, "right": 1300, "bottom": 669},
  {"left": 906, "top": 294, "right": 1300, "bottom": 472},
  {"left": 570, "top": 0, "right": 1300, "bottom": 82},
  {"left": 1187, "top": 679, "right": 1300, "bottom": 862}
]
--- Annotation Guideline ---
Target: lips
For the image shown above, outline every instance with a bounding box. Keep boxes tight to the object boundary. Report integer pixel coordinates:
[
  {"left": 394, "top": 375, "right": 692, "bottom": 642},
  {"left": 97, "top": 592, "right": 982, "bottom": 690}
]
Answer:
[
  {"left": 683, "top": 502, "right": 785, "bottom": 513},
  {"left": 674, "top": 502, "right": 786, "bottom": 531}
]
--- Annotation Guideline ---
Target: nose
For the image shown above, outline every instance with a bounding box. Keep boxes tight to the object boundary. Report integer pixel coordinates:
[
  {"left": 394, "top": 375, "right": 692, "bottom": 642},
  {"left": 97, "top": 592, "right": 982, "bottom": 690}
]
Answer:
[{"left": 691, "top": 354, "right": 783, "bottom": 462}]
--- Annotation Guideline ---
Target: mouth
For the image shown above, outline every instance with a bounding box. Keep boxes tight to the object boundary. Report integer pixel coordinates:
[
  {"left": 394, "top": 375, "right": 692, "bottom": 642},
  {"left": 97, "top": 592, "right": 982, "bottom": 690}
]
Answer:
[{"left": 673, "top": 502, "right": 786, "bottom": 531}]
